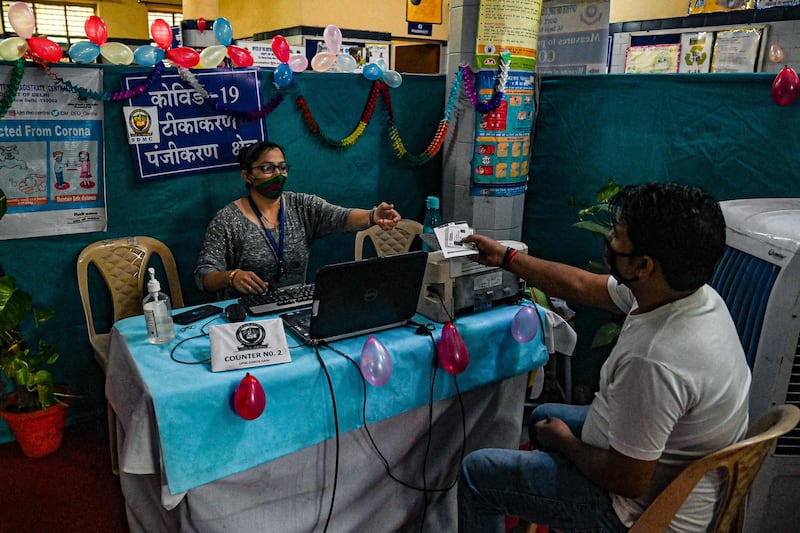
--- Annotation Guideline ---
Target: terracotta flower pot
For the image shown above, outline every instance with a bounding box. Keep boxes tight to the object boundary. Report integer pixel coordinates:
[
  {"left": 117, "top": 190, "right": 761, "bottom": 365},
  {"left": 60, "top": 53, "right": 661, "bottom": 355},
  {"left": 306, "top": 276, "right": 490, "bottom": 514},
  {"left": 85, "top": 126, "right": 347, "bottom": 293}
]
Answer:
[{"left": 0, "top": 390, "right": 70, "bottom": 458}]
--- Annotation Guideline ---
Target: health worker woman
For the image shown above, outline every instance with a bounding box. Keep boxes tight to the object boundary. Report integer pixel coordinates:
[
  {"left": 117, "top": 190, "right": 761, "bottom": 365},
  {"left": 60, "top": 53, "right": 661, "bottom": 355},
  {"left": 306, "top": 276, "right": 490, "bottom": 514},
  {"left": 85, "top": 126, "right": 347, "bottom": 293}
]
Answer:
[{"left": 194, "top": 141, "right": 400, "bottom": 298}]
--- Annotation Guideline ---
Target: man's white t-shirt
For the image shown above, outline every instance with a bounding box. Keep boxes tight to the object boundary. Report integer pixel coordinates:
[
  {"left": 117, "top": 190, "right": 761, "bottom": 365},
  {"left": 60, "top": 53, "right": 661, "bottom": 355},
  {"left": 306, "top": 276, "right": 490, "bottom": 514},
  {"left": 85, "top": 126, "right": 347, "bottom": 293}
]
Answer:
[{"left": 581, "top": 278, "right": 751, "bottom": 532}]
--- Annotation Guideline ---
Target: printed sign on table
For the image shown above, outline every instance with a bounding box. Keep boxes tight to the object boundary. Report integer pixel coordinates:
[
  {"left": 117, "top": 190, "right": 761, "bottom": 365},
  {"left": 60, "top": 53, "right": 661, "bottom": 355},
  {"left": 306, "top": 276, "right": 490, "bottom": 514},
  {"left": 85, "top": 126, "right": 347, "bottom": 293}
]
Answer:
[{"left": 120, "top": 68, "right": 268, "bottom": 182}]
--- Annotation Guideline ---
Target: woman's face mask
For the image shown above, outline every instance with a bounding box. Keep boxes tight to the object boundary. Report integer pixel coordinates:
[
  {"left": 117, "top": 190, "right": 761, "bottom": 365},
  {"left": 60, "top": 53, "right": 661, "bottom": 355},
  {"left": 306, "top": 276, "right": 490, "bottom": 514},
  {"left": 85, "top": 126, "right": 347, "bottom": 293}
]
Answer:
[{"left": 251, "top": 173, "right": 286, "bottom": 199}]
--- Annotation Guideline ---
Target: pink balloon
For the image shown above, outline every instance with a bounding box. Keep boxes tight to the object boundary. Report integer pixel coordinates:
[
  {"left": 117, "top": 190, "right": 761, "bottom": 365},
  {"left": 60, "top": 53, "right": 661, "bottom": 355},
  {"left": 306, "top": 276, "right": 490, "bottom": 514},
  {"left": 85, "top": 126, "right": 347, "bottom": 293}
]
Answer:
[
  {"left": 233, "top": 373, "right": 266, "bottom": 420},
  {"left": 271, "top": 35, "right": 290, "bottom": 63},
  {"left": 85, "top": 15, "right": 108, "bottom": 46},
  {"left": 288, "top": 53, "right": 308, "bottom": 72},
  {"left": 438, "top": 321, "right": 469, "bottom": 375},
  {"left": 28, "top": 37, "right": 63, "bottom": 63},
  {"left": 166, "top": 46, "right": 200, "bottom": 68},
  {"left": 311, "top": 52, "right": 336, "bottom": 72},
  {"left": 511, "top": 306, "right": 540, "bottom": 343},
  {"left": 151, "top": 18, "right": 173, "bottom": 50},
  {"left": 360, "top": 335, "right": 393, "bottom": 386},
  {"left": 8, "top": 1, "right": 35, "bottom": 39},
  {"left": 228, "top": 45, "right": 254, "bottom": 67},
  {"left": 323, "top": 24, "right": 342, "bottom": 53}
]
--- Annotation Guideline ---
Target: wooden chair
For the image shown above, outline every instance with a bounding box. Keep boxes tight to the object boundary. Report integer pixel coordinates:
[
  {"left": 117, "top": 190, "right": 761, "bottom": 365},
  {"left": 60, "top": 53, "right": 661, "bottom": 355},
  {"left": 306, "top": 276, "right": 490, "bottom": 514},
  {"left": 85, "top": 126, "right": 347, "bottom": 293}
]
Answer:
[
  {"left": 354, "top": 219, "right": 423, "bottom": 260},
  {"left": 628, "top": 404, "right": 800, "bottom": 533},
  {"left": 76, "top": 236, "right": 184, "bottom": 474}
]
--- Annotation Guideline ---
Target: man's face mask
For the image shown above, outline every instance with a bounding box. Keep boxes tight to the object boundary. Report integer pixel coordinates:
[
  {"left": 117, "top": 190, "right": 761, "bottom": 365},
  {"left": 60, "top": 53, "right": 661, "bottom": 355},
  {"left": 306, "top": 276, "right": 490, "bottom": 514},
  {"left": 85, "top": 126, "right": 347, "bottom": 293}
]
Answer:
[{"left": 604, "top": 235, "right": 640, "bottom": 285}]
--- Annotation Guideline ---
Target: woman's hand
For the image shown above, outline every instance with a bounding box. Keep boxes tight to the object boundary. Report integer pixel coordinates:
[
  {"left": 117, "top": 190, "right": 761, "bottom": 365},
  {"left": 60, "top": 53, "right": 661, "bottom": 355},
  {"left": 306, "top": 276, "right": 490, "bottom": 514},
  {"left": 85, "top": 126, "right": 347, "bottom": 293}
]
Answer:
[
  {"left": 231, "top": 270, "right": 268, "bottom": 294},
  {"left": 373, "top": 202, "right": 401, "bottom": 230}
]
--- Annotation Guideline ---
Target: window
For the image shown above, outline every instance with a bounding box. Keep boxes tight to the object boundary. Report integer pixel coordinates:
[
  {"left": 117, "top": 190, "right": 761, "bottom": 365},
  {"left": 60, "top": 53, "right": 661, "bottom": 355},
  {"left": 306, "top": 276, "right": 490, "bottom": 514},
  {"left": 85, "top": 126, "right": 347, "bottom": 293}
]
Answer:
[
  {"left": 148, "top": 10, "right": 183, "bottom": 30},
  {"left": 1, "top": 2, "right": 94, "bottom": 49}
]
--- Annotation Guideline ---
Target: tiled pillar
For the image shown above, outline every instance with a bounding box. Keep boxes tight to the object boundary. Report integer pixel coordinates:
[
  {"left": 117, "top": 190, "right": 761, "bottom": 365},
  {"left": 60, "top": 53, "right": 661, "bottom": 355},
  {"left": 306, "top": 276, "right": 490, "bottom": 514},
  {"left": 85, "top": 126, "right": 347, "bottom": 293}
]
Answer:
[{"left": 444, "top": 0, "right": 526, "bottom": 241}]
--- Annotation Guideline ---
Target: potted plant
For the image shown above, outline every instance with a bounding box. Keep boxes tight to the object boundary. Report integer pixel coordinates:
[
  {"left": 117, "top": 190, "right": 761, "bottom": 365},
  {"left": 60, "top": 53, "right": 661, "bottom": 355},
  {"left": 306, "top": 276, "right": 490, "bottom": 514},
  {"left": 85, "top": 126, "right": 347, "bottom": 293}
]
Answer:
[{"left": 0, "top": 188, "right": 70, "bottom": 457}]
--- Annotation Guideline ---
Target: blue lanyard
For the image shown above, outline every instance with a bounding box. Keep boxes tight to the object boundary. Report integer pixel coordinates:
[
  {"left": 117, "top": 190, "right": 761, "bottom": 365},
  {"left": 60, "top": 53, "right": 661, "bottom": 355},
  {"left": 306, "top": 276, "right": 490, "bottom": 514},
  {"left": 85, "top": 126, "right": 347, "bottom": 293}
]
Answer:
[{"left": 247, "top": 195, "right": 287, "bottom": 278}]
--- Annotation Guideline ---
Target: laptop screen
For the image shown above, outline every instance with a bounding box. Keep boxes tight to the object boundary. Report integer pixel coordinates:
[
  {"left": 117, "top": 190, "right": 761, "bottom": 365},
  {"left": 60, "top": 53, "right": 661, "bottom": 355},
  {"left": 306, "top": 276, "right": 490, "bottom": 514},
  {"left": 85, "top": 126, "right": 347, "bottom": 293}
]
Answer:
[{"left": 283, "top": 250, "right": 428, "bottom": 343}]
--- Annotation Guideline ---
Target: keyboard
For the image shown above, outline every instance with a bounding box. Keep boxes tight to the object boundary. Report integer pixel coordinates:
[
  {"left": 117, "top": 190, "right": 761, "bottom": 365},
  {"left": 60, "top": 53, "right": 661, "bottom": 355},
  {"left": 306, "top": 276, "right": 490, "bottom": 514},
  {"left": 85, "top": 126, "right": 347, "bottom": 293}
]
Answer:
[{"left": 239, "top": 283, "right": 315, "bottom": 316}]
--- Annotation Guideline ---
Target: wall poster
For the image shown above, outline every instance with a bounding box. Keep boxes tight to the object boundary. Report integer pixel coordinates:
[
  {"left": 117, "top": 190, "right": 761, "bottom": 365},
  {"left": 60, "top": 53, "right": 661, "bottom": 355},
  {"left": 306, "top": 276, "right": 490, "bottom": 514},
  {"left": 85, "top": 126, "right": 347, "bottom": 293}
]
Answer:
[
  {"left": 711, "top": 27, "right": 763, "bottom": 72},
  {"left": 679, "top": 32, "right": 714, "bottom": 73},
  {"left": 470, "top": 71, "right": 535, "bottom": 197},
  {"left": 120, "top": 68, "right": 268, "bottom": 182},
  {"left": 624, "top": 44, "right": 681, "bottom": 74},
  {"left": 0, "top": 67, "right": 106, "bottom": 240},
  {"left": 476, "top": 0, "right": 544, "bottom": 72},
  {"left": 537, "top": 0, "right": 610, "bottom": 75}
]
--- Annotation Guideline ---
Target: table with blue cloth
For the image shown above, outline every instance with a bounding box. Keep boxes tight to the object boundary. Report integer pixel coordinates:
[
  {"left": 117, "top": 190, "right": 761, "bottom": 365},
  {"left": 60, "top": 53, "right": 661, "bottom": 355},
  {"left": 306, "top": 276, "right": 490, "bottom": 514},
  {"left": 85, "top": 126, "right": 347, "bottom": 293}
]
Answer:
[{"left": 106, "top": 302, "right": 550, "bottom": 533}]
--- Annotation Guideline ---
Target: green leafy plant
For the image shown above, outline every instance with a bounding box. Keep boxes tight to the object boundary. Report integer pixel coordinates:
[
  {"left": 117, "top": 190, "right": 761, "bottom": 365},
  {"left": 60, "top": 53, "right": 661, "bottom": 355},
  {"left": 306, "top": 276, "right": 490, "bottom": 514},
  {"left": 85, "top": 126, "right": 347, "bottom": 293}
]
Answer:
[
  {"left": 0, "top": 187, "right": 64, "bottom": 412},
  {"left": 570, "top": 179, "right": 624, "bottom": 348}
]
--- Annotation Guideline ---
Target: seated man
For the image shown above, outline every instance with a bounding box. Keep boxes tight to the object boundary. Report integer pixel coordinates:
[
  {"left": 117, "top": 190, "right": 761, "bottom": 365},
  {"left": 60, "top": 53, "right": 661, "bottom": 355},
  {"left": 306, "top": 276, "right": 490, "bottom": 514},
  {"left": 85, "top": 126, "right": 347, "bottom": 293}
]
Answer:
[{"left": 459, "top": 182, "right": 751, "bottom": 533}]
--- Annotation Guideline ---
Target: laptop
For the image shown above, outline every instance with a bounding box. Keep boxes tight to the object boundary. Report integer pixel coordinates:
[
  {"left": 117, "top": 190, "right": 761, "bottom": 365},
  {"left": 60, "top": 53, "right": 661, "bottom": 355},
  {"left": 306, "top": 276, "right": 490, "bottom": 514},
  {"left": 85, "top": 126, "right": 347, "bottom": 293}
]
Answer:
[{"left": 281, "top": 250, "right": 428, "bottom": 344}]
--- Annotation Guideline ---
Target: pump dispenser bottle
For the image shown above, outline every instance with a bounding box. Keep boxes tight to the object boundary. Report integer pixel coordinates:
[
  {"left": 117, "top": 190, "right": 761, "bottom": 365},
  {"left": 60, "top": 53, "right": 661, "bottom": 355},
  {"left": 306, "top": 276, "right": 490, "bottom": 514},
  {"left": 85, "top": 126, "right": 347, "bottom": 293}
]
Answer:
[
  {"left": 422, "top": 196, "right": 441, "bottom": 252},
  {"left": 143, "top": 267, "right": 175, "bottom": 344}
]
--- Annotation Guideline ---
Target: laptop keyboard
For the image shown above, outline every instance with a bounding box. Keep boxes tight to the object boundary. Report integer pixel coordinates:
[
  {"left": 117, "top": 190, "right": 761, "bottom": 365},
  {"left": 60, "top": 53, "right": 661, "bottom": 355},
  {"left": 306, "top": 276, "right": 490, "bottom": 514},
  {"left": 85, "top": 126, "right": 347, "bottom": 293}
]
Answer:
[{"left": 239, "top": 283, "right": 315, "bottom": 316}]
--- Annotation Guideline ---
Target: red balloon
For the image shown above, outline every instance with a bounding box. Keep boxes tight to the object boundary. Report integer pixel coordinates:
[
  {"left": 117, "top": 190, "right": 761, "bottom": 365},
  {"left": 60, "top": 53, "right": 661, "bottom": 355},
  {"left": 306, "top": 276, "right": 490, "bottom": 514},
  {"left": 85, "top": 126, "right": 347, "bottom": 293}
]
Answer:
[
  {"left": 771, "top": 66, "right": 800, "bottom": 107},
  {"left": 197, "top": 17, "right": 207, "bottom": 32},
  {"left": 233, "top": 373, "right": 266, "bottom": 420},
  {"left": 166, "top": 46, "right": 200, "bottom": 68},
  {"left": 151, "top": 18, "right": 173, "bottom": 50},
  {"left": 437, "top": 321, "right": 470, "bottom": 375},
  {"left": 85, "top": 15, "right": 108, "bottom": 45},
  {"left": 28, "top": 37, "right": 63, "bottom": 63},
  {"left": 228, "top": 45, "right": 254, "bottom": 67},
  {"left": 271, "top": 35, "right": 290, "bottom": 63}
]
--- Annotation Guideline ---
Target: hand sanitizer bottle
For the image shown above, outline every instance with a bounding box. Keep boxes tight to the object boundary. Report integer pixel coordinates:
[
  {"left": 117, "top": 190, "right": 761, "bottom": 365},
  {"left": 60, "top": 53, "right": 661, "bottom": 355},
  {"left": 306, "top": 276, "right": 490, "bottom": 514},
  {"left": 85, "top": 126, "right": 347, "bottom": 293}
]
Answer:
[
  {"left": 422, "top": 196, "right": 441, "bottom": 252},
  {"left": 143, "top": 267, "right": 175, "bottom": 344}
]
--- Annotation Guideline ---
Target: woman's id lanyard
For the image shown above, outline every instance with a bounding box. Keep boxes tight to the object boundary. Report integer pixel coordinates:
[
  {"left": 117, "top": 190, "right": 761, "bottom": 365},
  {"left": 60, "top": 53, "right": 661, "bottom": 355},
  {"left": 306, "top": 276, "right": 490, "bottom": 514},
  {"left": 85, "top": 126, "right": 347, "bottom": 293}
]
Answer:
[{"left": 247, "top": 195, "right": 287, "bottom": 279}]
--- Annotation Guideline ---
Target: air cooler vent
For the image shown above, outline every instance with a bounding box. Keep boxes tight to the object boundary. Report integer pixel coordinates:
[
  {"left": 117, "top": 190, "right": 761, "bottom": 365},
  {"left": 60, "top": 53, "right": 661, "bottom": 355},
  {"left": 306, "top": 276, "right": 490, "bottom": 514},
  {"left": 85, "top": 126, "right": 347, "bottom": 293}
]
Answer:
[
  {"left": 710, "top": 246, "right": 780, "bottom": 369},
  {"left": 775, "top": 331, "right": 800, "bottom": 456}
]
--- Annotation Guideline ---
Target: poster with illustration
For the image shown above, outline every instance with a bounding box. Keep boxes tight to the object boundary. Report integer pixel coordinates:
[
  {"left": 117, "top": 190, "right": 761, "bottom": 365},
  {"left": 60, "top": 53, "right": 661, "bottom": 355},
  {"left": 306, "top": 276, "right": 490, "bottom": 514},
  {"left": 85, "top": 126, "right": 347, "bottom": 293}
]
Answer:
[
  {"left": 679, "top": 32, "right": 714, "bottom": 73},
  {"left": 0, "top": 67, "right": 106, "bottom": 240},
  {"left": 624, "top": 44, "right": 680, "bottom": 74}
]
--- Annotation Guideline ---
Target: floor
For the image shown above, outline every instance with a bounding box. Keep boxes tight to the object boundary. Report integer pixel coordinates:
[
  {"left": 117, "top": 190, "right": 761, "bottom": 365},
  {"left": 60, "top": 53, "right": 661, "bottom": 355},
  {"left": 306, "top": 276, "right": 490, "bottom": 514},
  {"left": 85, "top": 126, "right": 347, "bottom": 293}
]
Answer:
[{"left": 0, "top": 415, "right": 129, "bottom": 533}]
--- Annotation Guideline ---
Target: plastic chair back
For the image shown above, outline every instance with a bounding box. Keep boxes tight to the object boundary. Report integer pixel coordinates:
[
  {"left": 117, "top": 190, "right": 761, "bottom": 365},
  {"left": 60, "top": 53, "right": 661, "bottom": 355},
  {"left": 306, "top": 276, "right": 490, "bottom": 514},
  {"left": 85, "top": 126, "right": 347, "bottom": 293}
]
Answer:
[
  {"left": 354, "top": 219, "right": 423, "bottom": 260},
  {"left": 629, "top": 404, "right": 800, "bottom": 533}
]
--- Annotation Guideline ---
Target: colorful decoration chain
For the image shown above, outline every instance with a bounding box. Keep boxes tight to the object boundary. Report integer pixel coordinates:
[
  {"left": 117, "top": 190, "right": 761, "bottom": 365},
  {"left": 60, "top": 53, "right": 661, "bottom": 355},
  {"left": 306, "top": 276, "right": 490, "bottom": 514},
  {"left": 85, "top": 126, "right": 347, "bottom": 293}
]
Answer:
[
  {"left": 296, "top": 80, "right": 382, "bottom": 147},
  {"left": 0, "top": 58, "right": 25, "bottom": 120},
  {"left": 178, "top": 66, "right": 284, "bottom": 121},
  {"left": 460, "top": 50, "right": 511, "bottom": 113}
]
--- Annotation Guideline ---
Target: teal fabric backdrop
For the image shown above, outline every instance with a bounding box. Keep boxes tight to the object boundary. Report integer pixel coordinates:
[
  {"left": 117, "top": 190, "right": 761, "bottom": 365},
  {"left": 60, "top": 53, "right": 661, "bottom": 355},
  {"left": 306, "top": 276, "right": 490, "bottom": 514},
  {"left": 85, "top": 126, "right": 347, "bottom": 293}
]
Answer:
[
  {"left": 0, "top": 64, "right": 444, "bottom": 442},
  {"left": 523, "top": 73, "right": 800, "bottom": 389}
]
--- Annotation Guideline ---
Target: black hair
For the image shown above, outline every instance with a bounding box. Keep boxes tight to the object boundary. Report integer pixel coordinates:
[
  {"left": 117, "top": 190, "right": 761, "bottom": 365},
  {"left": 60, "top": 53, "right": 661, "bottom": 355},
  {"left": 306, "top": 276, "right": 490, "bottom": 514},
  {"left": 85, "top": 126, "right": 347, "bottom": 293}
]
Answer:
[
  {"left": 609, "top": 182, "right": 726, "bottom": 291},
  {"left": 237, "top": 141, "right": 285, "bottom": 172}
]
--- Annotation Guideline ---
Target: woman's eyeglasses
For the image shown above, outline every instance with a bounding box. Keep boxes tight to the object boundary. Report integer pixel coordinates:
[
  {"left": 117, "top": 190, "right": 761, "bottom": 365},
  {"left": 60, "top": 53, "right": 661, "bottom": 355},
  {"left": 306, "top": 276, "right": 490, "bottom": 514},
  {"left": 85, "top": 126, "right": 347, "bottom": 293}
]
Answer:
[{"left": 252, "top": 163, "right": 290, "bottom": 174}]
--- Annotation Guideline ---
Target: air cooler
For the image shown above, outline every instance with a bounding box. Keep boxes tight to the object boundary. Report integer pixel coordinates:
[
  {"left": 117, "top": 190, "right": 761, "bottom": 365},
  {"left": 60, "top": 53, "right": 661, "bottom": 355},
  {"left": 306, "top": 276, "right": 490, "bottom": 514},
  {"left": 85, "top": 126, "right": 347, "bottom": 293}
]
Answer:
[{"left": 711, "top": 198, "right": 800, "bottom": 533}]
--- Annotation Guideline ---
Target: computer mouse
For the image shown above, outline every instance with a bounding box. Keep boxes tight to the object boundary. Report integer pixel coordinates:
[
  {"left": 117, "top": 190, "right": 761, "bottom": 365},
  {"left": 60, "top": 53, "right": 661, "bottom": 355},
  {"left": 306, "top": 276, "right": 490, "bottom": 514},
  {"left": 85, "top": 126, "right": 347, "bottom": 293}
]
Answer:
[{"left": 225, "top": 303, "right": 247, "bottom": 323}]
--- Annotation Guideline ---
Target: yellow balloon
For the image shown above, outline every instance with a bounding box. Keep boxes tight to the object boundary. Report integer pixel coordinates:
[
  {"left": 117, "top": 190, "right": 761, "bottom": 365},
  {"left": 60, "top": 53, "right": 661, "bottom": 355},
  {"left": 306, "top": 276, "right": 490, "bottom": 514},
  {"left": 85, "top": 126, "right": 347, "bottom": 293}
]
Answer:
[
  {"left": 199, "top": 45, "right": 227, "bottom": 68},
  {"left": 100, "top": 42, "right": 134, "bottom": 65},
  {"left": 0, "top": 37, "right": 28, "bottom": 60}
]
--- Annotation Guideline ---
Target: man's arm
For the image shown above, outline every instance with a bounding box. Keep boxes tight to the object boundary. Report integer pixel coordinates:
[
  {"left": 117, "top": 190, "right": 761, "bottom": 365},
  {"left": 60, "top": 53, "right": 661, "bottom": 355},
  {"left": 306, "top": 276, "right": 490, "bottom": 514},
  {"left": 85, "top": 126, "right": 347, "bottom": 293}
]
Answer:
[
  {"left": 535, "top": 417, "right": 657, "bottom": 498},
  {"left": 462, "top": 234, "right": 621, "bottom": 313}
]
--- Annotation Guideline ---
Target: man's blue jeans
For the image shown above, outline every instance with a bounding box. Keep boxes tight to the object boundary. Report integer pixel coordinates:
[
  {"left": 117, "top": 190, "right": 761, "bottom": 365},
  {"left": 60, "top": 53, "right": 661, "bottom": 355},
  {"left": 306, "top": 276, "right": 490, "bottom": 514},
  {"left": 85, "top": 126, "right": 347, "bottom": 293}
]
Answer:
[{"left": 458, "top": 403, "right": 629, "bottom": 533}]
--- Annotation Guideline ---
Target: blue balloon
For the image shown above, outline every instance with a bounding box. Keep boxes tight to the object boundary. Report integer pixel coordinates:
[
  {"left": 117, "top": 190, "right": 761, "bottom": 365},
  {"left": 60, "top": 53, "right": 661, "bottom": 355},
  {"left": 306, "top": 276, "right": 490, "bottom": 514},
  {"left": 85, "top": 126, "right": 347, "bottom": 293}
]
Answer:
[
  {"left": 69, "top": 41, "right": 100, "bottom": 64},
  {"left": 134, "top": 45, "right": 164, "bottom": 67},
  {"left": 363, "top": 63, "right": 383, "bottom": 81},
  {"left": 214, "top": 17, "right": 233, "bottom": 47},
  {"left": 273, "top": 63, "right": 293, "bottom": 88}
]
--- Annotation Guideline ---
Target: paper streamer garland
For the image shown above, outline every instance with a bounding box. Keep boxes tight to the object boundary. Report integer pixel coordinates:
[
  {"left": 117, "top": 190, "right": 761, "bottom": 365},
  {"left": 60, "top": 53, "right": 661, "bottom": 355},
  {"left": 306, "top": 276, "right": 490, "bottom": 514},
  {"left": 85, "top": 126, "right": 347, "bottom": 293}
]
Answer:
[{"left": 0, "top": 58, "right": 25, "bottom": 119}]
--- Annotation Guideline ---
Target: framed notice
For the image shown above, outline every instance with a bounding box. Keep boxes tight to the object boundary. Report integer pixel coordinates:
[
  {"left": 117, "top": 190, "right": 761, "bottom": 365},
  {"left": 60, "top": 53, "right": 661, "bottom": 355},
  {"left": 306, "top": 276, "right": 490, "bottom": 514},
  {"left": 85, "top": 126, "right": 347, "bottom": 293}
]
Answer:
[
  {"left": 711, "top": 28, "right": 763, "bottom": 72},
  {"left": 679, "top": 32, "right": 714, "bottom": 73},
  {"left": 757, "top": 0, "right": 800, "bottom": 7},
  {"left": 624, "top": 44, "right": 680, "bottom": 74},
  {"left": 407, "top": 0, "right": 442, "bottom": 24},
  {"left": 120, "top": 68, "right": 268, "bottom": 182}
]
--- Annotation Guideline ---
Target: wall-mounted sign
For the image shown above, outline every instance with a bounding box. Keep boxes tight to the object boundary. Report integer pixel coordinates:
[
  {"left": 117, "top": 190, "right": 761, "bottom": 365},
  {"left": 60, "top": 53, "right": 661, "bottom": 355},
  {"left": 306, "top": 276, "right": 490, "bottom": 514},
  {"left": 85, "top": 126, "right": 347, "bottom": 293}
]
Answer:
[{"left": 408, "top": 22, "right": 432, "bottom": 36}]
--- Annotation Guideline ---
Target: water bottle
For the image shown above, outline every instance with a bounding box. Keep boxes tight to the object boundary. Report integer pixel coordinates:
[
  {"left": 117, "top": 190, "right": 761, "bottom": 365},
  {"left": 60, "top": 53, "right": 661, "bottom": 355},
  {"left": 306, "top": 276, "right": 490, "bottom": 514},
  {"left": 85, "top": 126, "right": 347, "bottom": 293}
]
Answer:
[
  {"left": 143, "top": 267, "right": 175, "bottom": 344},
  {"left": 422, "top": 196, "right": 441, "bottom": 252}
]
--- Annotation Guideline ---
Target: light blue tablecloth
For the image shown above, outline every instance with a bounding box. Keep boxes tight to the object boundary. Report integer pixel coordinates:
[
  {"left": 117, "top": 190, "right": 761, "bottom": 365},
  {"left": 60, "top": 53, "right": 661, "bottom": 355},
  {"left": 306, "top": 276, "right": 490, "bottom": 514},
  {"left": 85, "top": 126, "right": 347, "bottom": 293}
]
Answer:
[{"left": 110, "top": 303, "right": 549, "bottom": 494}]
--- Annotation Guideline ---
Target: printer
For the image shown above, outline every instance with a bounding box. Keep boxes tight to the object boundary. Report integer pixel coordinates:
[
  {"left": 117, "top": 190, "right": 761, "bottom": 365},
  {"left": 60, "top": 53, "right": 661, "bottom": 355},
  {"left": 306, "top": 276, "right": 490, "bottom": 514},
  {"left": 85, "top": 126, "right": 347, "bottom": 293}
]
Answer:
[{"left": 416, "top": 240, "right": 527, "bottom": 323}]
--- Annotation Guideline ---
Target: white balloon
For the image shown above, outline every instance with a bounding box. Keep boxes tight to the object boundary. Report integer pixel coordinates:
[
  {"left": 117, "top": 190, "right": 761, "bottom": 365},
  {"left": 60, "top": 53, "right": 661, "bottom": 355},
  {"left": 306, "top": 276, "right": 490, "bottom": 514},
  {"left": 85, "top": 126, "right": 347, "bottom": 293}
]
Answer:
[
  {"left": 199, "top": 45, "right": 227, "bottom": 68},
  {"left": 383, "top": 70, "right": 402, "bottom": 88},
  {"left": 100, "top": 42, "right": 134, "bottom": 65},
  {"left": 335, "top": 53, "right": 358, "bottom": 73},
  {"left": 0, "top": 37, "right": 28, "bottom": 60}
]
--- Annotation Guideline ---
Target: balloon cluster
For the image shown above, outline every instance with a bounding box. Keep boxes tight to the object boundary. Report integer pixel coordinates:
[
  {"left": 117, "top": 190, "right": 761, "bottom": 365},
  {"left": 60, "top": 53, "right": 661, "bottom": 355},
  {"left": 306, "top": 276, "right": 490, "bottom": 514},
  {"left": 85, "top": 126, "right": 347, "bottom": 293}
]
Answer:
[
  {"left": 771, "top": 65, "right": 800, "bottom": 107},
  {"left": 363, "top": 61, "right": 403, "bottom": 89},
  {"left": 310, "top": 24, "right": 345, "bottom": 72},
  {"left": 70, "top": 16, "right": 133, "bottom": 65},
  {"left": 271, "top": 35, "right": 307, "bottom": 89},
  {"left": 0, "top": 2, "right": 62, "bottom": 62}
]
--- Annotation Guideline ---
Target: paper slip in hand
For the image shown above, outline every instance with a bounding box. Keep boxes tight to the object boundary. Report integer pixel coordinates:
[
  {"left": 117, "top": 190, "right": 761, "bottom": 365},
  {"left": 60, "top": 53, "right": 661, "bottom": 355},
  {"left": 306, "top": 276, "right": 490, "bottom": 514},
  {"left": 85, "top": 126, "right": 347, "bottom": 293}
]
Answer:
[
  {"left": 209, "top": 318, "right": 292, "bottom": 372},
  {"left": 434, "top": 222, "right": 479, "bottom": 258}
]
